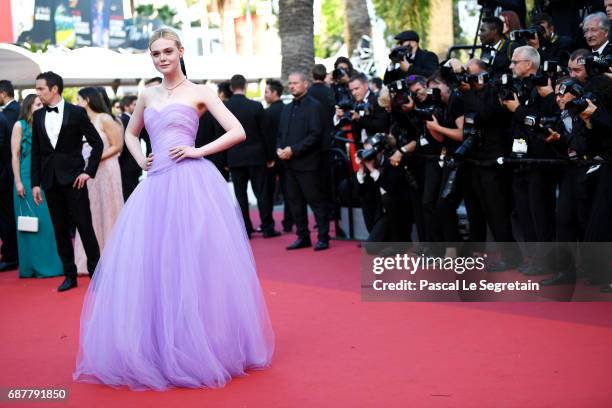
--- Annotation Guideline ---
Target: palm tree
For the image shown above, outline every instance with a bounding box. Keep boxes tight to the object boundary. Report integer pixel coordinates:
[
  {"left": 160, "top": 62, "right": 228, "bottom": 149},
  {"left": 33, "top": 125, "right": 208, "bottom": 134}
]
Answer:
[
  {"left": 279, "top": 0, "right": 315, "bottom": 85},
  {"left": 343, "top": 0, "right": 372, "bottom": 56}
]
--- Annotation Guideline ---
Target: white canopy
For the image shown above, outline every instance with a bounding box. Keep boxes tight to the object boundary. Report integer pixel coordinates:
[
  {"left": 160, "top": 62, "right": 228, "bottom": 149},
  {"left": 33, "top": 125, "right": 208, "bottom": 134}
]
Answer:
[{"left": 0, "top": 43, "right": 281, "bottom": 88}]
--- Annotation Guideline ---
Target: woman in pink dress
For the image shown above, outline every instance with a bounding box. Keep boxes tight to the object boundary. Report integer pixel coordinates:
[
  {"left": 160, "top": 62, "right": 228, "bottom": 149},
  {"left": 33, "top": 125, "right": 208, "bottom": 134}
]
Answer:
[
  {"left": 74, "top": 87, "right": 124, "bottom": 275},
  {"left": 73, "top": 28, "right": 274, "bottom": 390}
]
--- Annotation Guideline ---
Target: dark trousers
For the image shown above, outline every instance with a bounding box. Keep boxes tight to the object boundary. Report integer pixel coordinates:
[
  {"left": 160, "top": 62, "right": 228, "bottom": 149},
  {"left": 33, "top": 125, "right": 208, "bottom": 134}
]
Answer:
[
  {"left": 512, "top": 168, "right": 557, "bottom": 268},
  {"left": 583, "top": 164, "right": 612, "bottom": 283},
  {"left": 285, "top": 168, "right": 329, "bottom": 242},
  {"left": 368, "top": 192, "right": 412, "bottom": 243},
  {"left": 121, "top": 170, "right": 141, "bottom": 201},
  {"left": 274, "top": 163, "right": 293, "bottom": 230},
  {"left": 45, "top": 181, "right": 100, "bottom": 279},
  {"left": 231, "top": 165, "right": 274, "bottom": 234},
  {"left": 557, "top": 165, "right": 594, "bottom": 242},
  {"left": 471, "top": 165, "right": 521, "bottom": 263},
  {"left": 0, "top": 188, "right": 18, "bottom": 262},
  {"left": 422, "top": 160, "right": 443, "bottom": 242}
]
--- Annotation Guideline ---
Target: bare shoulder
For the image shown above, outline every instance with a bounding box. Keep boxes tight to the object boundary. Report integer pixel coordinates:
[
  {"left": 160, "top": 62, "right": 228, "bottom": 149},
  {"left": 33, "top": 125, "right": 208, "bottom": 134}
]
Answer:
[{"left": 194, "top": 83, "right": 218, "bottom": 101}]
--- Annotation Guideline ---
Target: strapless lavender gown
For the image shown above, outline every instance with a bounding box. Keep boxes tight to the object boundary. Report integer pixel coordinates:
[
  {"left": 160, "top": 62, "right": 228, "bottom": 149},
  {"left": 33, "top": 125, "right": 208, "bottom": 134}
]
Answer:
[{"left": 73, "top": 104, "right": 274, "bottom": 391}]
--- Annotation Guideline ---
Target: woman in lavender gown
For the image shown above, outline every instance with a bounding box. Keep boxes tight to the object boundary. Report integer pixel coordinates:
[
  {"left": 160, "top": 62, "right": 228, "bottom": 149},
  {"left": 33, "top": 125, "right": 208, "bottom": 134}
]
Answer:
[{"left": 73, "top": 28, "right": 274, "bottom": 390}]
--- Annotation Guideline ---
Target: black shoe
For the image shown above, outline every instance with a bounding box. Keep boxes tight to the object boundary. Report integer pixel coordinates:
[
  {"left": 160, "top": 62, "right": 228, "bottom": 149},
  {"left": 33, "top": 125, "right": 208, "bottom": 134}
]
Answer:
[
  {"left": 314, "top": 241, "right": 329, "bottom": 251},
  {"left": 0, "top": 260, "right": 18, "bottom": 272},
  {"left": 488, "top": 260, "right": 518, "bottom": 272},
  {"left": 286, "top": 238, "right": 312, "bottom": 250},
  {"left": 58, "top": 277, "right": 77, "bottom": 292},
  {"left": 600, "top": 285, "right": 612, "bottom": 293},
  {"left": 522, "top": 265, "right": 547, "bottom": 276},
  {"left": 263, "top": 230, "right": 281, "bottom": 238},
  {"left": 540, "top": 272, "right": 576, "bottom": 286},
  {"left": 283, "top": 226, "right": 293, "bottom": 233}
]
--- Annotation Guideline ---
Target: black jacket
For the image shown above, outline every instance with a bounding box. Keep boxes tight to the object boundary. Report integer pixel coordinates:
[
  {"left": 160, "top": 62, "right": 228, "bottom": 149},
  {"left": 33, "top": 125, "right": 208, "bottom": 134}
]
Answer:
[
  {"left": 350, "top": 92, "right": 390, "bottom": 147},
  {"left": 307, "top": 82, "right": 335, "bottom": 150},
  {"left": 31, "top": 102, "right": 103, "bottom": 189},
  {"left": 278, "top": 95, "right": 322, "bottom": 171},
  {"left": 540, "top": 34, "right": 574, "bottom": 66},
  {"left": 118, "top": 112, "right": 142, "bottom": 173},
  {"left": 196, "top": 111, "right": 228, "bottom": 171},
  {"left": 0, "top": 113, "right": 11, "bottom": 190},
  {"left": 483, "top": 38, "right": 518, "bottom": 77},
  {"left": 407, "top": 48, "right": 439, "bottom": 78},
  {"left": 1, "top": 100, "right": 20, "bottom": 131},
  {"left": 261, "top": 100, "right": 285, "bottom": 161},
  {"left": 224, "top": 94, "right": 266, "bottom": 168}
]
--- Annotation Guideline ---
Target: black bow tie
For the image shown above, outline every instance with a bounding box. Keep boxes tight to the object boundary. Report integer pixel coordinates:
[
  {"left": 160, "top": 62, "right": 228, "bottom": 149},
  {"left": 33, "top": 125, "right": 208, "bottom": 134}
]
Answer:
[{"left": 45, "top": 106, "right": 59, "bottom": 113}]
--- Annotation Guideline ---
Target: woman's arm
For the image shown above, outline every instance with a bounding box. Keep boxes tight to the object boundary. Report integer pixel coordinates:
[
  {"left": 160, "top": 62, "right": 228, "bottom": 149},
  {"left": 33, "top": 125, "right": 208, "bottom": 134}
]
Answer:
[
  {"left": 196, "top": 85, "right": 245, "bottom": 156},
  {"left": 99, "top": 114, "right": 124, "bottom": 161},
  {"left": 10, "top": 122, "right": 25, "bottom": 197},
  {"left": 169, "top": 85, "right": 246, "bottom": 162}
]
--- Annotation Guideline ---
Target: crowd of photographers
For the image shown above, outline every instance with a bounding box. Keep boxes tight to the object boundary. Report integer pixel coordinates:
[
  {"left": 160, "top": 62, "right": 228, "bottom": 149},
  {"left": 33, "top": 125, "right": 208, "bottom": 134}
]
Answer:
[{"left": 327, "top": 3, "right": 612, "bottom": 292}]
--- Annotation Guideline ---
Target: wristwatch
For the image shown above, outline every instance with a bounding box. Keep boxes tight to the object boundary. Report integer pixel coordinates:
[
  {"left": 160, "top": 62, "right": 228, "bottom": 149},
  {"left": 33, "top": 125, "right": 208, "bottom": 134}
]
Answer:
[{"left": 400, "top": 146, "right": 409, "bottom": 155}]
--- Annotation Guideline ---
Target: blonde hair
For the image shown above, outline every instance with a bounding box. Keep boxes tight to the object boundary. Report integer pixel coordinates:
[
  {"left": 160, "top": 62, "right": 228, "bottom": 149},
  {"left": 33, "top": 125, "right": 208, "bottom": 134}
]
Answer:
[
  {"left": 148, "top": 27, "right": 183, "bottom": 49},
  {"left": 377, "top": 86, "right": 391, "bottom": 110}
]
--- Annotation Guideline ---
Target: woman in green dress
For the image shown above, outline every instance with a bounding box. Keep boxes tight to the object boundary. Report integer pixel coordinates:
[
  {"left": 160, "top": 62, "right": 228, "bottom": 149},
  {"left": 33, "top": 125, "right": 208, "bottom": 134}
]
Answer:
[{"left": 10, "top": 94, "right": 62, "bottom": 278}]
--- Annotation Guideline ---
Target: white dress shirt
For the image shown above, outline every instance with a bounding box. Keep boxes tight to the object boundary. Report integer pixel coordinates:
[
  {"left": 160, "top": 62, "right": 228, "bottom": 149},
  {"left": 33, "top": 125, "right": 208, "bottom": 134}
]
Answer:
[
  {"left": 45, "top": 98, "right": 65, "bottom": 149},
  {"left": 593, "top": 40, "right": 609, "bottom": 56}
]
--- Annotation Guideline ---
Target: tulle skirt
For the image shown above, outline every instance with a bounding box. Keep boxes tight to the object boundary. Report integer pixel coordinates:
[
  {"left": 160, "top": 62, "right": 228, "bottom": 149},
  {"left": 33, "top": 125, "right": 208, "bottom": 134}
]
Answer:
[{"left": 73, "top": 158, "right": 275, "bottom": 391}]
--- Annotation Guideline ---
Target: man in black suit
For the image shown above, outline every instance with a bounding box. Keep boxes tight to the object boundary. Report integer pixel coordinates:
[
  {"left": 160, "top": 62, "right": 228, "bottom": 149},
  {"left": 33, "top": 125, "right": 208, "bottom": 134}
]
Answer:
[
  {"left": 195, "top": 81, "right": 232, "bottom": 180},
  {"left": 479, "top": 17, "right": 519, "bottom": 77},
  {"left": 334, "top": 73, "right": 389, "bottom": 147},
  {"left": 31, "top": 71, "right": 103, "bottom": 292},
  {"left": 262, "top": 79, "right": 292, "bottom": 232},
  {"left": 583, "top": 12, "right": 611, "bottom": 57},
  {"left": 0, "top": 110, "right": 17, "bottom": 271},
  {"left": 0, "top": 80, "right": 20, "bottom": 271},
  {"left": 118, "top": 95, "right": 141, "bottom": 200},
  {"left": 307, "top": 64, "right": 337, "bottom": 234},
  {"left": 0, "top": 81, "right": 20, "bottom": 129},
  {"left": 394, "top": 30, "right": 439, "bottom": 78},
  {"left": 278, "top": 72, "right": 330, "bottom": 251},
  {"left": 225, "top": 74, "right": 278, "bottom": 238},
  {"left": 533, "top": 13, "right": 575, "bottom": 65}
]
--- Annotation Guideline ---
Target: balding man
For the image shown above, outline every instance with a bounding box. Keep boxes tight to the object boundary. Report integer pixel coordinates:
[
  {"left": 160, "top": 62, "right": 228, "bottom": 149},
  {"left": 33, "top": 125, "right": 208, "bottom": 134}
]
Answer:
[{"left": 277, "top": 72, "right": 330, "bottom": 251}]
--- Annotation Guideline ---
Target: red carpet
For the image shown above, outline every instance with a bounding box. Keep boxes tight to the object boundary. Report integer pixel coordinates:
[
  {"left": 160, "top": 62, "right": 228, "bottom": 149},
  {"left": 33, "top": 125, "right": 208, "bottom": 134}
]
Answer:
[{"left": 1, "top": 216, "right": 612, "bottom": 407}]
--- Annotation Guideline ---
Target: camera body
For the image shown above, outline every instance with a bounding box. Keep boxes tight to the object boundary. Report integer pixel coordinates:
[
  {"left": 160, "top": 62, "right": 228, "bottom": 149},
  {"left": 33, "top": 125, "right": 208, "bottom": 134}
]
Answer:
[
  {"left": 533, "top": 60, "right": 566, "bottom": 87},
  {"left": 357, "top": 133, "right": 389, "bottom": 161},
  {"left": 454, "top": 112, "right": 481, "bottom": 158},
  {"left": 565, "top": 92, "right": 598, "bottom": 115},
  {"left": 584, "top": 54, "right": 612, "bottom": 77},
  {"left": 523, "top": 114, "right": 561, "bottom": 137},
  {"left": 494, "top": 74, "right": 530, "bottom": 101}
]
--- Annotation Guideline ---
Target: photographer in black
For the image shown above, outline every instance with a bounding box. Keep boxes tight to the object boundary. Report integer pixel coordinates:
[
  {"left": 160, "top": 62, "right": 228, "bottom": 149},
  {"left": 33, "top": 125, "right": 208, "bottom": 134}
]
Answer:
[
  {"left": 536, "top": 78, "right": 597, "bottom": 285},
  {"left": 354, "top": 132, "right": 412, "bottom": 243},
  {"left": 479, "top": 16, "right": 519, "bottom": 77},
  {"left": 532, "top": 13, "right": 575, "bottom": 64},
  {"left": 331, "top": 57, "right": 356, "bottom": 105},
  {"left": 393, "top": 30, "right": 439, "bottom": 78},
  {"left": 568, "top": 48, "right": 591, "bottom": 84},
  {"left": 501, "top": 45, "right": 560, "bottom": 276},
  {"left": 333, "top": 73, "right": 389, "bottom": 147},
  {"left": 460, "top": 59, "right": 522, "bottom": 271},
  {"left": 580, "top": 74, "right": 612, "bottom": 293},
  {"left": 426, "top": 70, "right": 488, "bottom": 257}
]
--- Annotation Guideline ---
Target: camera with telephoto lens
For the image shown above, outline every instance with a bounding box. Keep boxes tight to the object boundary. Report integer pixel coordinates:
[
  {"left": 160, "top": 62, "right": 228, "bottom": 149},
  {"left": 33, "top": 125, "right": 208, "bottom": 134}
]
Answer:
[
  {"left": 413, "top": 88, "right": 444, "bottom": 121},
  {"left": 523, "top": 115, "right": 561, "bottom": 137},
  {"left": 510, "top": 26, "right": 542, "bottom": 43},
  {"left": 332, "top": 67, "right": 349, "bottom": 82},
  {"left": 389, "top": 46, "right": 414, "bottom": 65},
  {"left": 584, "top": 54, "right": 612, "bottom": 77},
  {"left": 494, "top": 73, "right": 529, "bottom": 101},
  {"left": 565, "top": 92, "right": 599, "bottom": 115},
  {"left": 454, "top": 112, "right": 481, "bottom": 158},
  {"left": 357, "top": 133, "right": 388, "bottom": 161}
]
